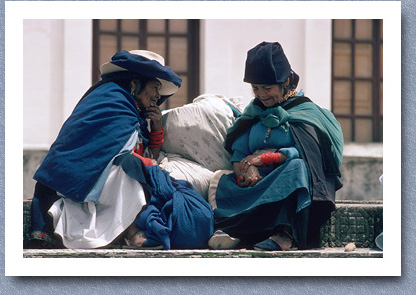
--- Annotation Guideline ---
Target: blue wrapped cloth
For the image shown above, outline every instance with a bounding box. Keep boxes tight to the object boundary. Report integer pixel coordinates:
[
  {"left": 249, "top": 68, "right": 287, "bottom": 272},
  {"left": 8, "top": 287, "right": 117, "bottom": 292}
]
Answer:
[{"left": 135, "top": 166, "right": 214, "bottom": 249}]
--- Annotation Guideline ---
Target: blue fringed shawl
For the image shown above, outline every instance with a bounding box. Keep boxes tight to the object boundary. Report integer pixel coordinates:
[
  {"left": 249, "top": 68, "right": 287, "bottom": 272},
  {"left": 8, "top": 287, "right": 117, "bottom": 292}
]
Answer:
[{"left": 33, "top": 82, "right": 144, "bottom": 202}]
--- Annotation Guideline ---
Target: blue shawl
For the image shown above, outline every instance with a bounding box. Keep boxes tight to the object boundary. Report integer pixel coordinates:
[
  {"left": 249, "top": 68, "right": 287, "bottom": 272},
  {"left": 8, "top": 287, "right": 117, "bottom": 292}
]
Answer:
[{"left": 33, "top": 82, "right": 145, "bottom": 202}]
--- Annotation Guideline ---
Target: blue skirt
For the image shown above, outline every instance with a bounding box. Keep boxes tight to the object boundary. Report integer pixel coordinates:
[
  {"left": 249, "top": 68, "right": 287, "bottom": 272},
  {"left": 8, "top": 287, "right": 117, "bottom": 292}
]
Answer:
[{"left": 214, "top": 158, "right": 311, "bottom": 247}]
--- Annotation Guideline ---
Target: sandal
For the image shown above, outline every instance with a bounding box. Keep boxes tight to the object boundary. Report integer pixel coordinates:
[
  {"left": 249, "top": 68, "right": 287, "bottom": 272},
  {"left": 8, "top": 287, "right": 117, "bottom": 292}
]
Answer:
[
  {"left": 208, "top": 230, "right": 241, "bottom": 250},
  {"left": 123, "top": 230, "right": 164, "bottom": 250},
  {"left": 254, "top": 229, "right": 297, "bottom": 251},
  {"left": 253, "top": 238, "right": 283, "bottom": 251}
]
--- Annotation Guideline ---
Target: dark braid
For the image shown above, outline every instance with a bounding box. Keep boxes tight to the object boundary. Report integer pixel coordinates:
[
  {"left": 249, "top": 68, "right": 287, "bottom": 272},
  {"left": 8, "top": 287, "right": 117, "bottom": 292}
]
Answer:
[{"left": 283, "top": 70, "right": 300, "bottom": 97}]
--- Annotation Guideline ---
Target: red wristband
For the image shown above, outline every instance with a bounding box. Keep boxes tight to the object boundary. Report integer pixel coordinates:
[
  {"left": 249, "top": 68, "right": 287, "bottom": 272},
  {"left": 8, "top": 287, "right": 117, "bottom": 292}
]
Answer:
[
  {"left": 134, "top": 143, "right": 144, "bottom": 156},
  {"left": 260, "top": 152, "right": 280, "bottom": 164},
  {"left": 132, "top": 151, "right": 154, "bottom": 166},
  {"left": 149, "top": 126, "right": 165, "bottom": 148}
]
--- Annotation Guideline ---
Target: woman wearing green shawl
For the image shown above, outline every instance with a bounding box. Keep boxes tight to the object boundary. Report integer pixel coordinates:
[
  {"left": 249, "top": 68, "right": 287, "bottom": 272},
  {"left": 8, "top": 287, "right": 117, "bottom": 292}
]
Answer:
[{"left": 208, "top": 42, "right": 343, "bottom": 251}]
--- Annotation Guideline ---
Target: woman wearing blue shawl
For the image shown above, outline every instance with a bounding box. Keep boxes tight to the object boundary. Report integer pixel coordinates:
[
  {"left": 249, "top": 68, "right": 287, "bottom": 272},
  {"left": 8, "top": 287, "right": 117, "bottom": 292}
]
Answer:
[
  {"left": 208, "top": 42, "right": 343, "bottom": 251},
  {"left": 30, "top": 50, "right": 213, "bottom": 249}
]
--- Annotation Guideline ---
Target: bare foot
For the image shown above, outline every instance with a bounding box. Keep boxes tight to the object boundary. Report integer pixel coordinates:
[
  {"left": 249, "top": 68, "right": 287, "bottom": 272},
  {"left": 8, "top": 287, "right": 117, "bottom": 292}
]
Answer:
[
  {"left": 269, "top": 233, "right": 293, "bottom": 251},
  {"left": 125, "top": 225, "right": 147, "bottom": 247}
]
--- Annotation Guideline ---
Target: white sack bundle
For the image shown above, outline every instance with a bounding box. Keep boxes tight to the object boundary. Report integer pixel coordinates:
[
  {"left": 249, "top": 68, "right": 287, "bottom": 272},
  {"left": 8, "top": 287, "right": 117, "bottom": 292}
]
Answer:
[
  {"left": 161, "top": 94, "right": 243, "bottom": 172},
  {"left": 158, "top": 152, "right": 214, "bottom": 200}
]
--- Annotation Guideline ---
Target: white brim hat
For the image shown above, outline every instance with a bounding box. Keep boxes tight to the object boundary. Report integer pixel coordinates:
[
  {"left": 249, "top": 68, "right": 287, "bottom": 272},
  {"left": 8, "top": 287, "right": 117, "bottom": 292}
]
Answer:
[{"left": 100, "top": 50, "right": 181, "bottom": 96}]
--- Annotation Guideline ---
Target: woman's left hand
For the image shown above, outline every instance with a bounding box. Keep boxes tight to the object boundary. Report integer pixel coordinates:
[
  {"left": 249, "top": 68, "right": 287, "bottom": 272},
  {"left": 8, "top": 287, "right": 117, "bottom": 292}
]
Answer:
[
  {"left": 146, "top": 104, "right": 163, "bottom": 131},
  {"left": 239, "top": 154, "right": 262, "bottom": 173},
  {"left": 239, "top": 166, "right": 262, "bottom": 187}
]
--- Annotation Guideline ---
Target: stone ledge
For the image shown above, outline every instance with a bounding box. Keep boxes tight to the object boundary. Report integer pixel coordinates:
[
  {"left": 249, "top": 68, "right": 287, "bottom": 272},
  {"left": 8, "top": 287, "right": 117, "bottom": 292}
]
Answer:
[
  {"left": 320, "top": 200, "right": 383, "bottom": 248},
  {"left": 23, "top": 200, "right": 383, "bottom": 249},
  {"left": 23, "top": 247, "right": 383, "bottom": 258}
]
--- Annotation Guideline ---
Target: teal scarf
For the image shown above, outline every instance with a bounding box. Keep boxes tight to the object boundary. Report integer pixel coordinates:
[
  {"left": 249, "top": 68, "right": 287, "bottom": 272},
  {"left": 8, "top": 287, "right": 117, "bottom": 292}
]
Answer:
[{"left": 227, "top": 98, "right": 344, "bottom": 167}]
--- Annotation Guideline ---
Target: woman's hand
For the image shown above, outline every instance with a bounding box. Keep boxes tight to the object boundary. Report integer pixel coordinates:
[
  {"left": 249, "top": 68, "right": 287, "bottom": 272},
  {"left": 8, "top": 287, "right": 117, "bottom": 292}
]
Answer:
[
  {"left": 146, "top": 103, "right": 163, "bottom": 131},
  {"left": 240, "top": 152, "right": 289, "bottom": 173},
  {"left": 237, "top": 166, "right": 262, "bottom": 188},
  {"left": 146, "top": 103, "right": 164, "bottom": 159},
  {"left": 239, "top": 154, "right": 262, "bottom": 173}
]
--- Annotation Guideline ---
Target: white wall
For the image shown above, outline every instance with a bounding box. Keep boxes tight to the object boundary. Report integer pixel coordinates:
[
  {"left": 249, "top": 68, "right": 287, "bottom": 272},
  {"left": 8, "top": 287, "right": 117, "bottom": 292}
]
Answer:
[
  {"left": 201, "top": 19, "right": 331, "bottom": 108},
  {"left": 23, "top": 19, "right": 92, "bottom": 149},
  {"left": 23, "top": 19, "right": 331, "bottom": 149}
]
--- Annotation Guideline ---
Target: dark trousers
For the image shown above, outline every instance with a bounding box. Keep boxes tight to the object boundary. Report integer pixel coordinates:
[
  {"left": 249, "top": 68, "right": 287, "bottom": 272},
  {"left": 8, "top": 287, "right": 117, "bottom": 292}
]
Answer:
[{"left": 31, "top": 182, "right": 59, "bottom": 234}]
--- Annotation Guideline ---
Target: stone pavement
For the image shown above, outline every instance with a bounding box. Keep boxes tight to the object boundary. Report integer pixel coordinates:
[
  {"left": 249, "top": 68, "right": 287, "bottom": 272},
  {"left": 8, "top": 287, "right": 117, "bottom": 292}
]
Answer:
[{"left": 23, "top": 200, "right": 383, "bottom": 258}]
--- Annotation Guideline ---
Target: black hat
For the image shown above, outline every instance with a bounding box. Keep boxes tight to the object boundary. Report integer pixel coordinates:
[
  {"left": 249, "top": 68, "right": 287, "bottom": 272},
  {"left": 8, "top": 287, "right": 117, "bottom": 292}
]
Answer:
[{"left": 244, "top": 41, "right": 292, "bottom": 85}]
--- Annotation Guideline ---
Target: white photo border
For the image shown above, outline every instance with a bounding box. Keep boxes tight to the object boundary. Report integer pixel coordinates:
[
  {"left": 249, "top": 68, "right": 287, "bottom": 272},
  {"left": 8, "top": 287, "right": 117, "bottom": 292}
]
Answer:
[{"left": 5, "top": 1, "right": 401, "bottom": 276}]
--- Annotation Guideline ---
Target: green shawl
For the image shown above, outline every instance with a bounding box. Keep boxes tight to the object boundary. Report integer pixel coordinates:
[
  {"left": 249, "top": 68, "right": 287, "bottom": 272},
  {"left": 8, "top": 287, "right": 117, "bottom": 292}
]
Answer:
[{"left": 225, "top": 98, "right": 344, "bottom": 167}]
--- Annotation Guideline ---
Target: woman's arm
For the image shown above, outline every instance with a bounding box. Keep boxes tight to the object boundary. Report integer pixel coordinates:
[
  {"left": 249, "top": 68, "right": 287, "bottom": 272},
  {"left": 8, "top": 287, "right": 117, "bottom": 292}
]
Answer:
[
  {"left": 146, "top": 105, "right": 164, "bottom": 160},
  {"left": 230, "top": 128, "right": 264, "bottom": 187},
  {"left": 239, "top": 152, "right": 288, "bottom": 173},
  {"left": 149, "top": 146, "right": 162, "bottom": 161}
]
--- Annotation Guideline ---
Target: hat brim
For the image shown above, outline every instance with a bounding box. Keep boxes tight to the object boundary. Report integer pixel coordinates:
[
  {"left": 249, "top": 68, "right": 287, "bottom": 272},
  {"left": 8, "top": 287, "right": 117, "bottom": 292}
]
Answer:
[{"left": 100, "top": 62, "right": 179, "bottom": 96}]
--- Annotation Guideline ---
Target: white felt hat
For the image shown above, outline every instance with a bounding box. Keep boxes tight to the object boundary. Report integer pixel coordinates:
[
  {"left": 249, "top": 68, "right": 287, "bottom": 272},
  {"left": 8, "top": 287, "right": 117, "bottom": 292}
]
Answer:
[{"left": 100, "top": 50, "right": 180, "bottom": 96}]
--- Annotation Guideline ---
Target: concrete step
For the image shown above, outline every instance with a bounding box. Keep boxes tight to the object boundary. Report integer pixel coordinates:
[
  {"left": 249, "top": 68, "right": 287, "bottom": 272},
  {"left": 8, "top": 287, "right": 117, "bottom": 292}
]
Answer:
[{"left": 23, "top": 199, "right": 383, "bottom": 252}]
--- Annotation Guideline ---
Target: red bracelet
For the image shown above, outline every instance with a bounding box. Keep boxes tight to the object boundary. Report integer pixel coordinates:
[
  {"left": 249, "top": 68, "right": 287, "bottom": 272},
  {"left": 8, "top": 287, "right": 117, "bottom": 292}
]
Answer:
[
  {"left": 260, "top": 152, "right": 280, "bottom": 164},
  {"left": 132, "top": 151, "right": 155, "bottom": 166},
  {"left": 149, "top": 126, "right": 165, "bottom": 148},
  {"left": 134, "top": 143, "right": 144, "bottom": 156}
]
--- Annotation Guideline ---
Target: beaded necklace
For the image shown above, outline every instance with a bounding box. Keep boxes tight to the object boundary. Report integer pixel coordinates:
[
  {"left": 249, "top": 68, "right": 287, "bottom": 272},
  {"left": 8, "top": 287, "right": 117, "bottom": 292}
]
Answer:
[
  {"left": 283, "top": 89, "right": 298, "bottom": 101},
  {"left": 264, "top": 128, "right": 272, "bottom": 147}
]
